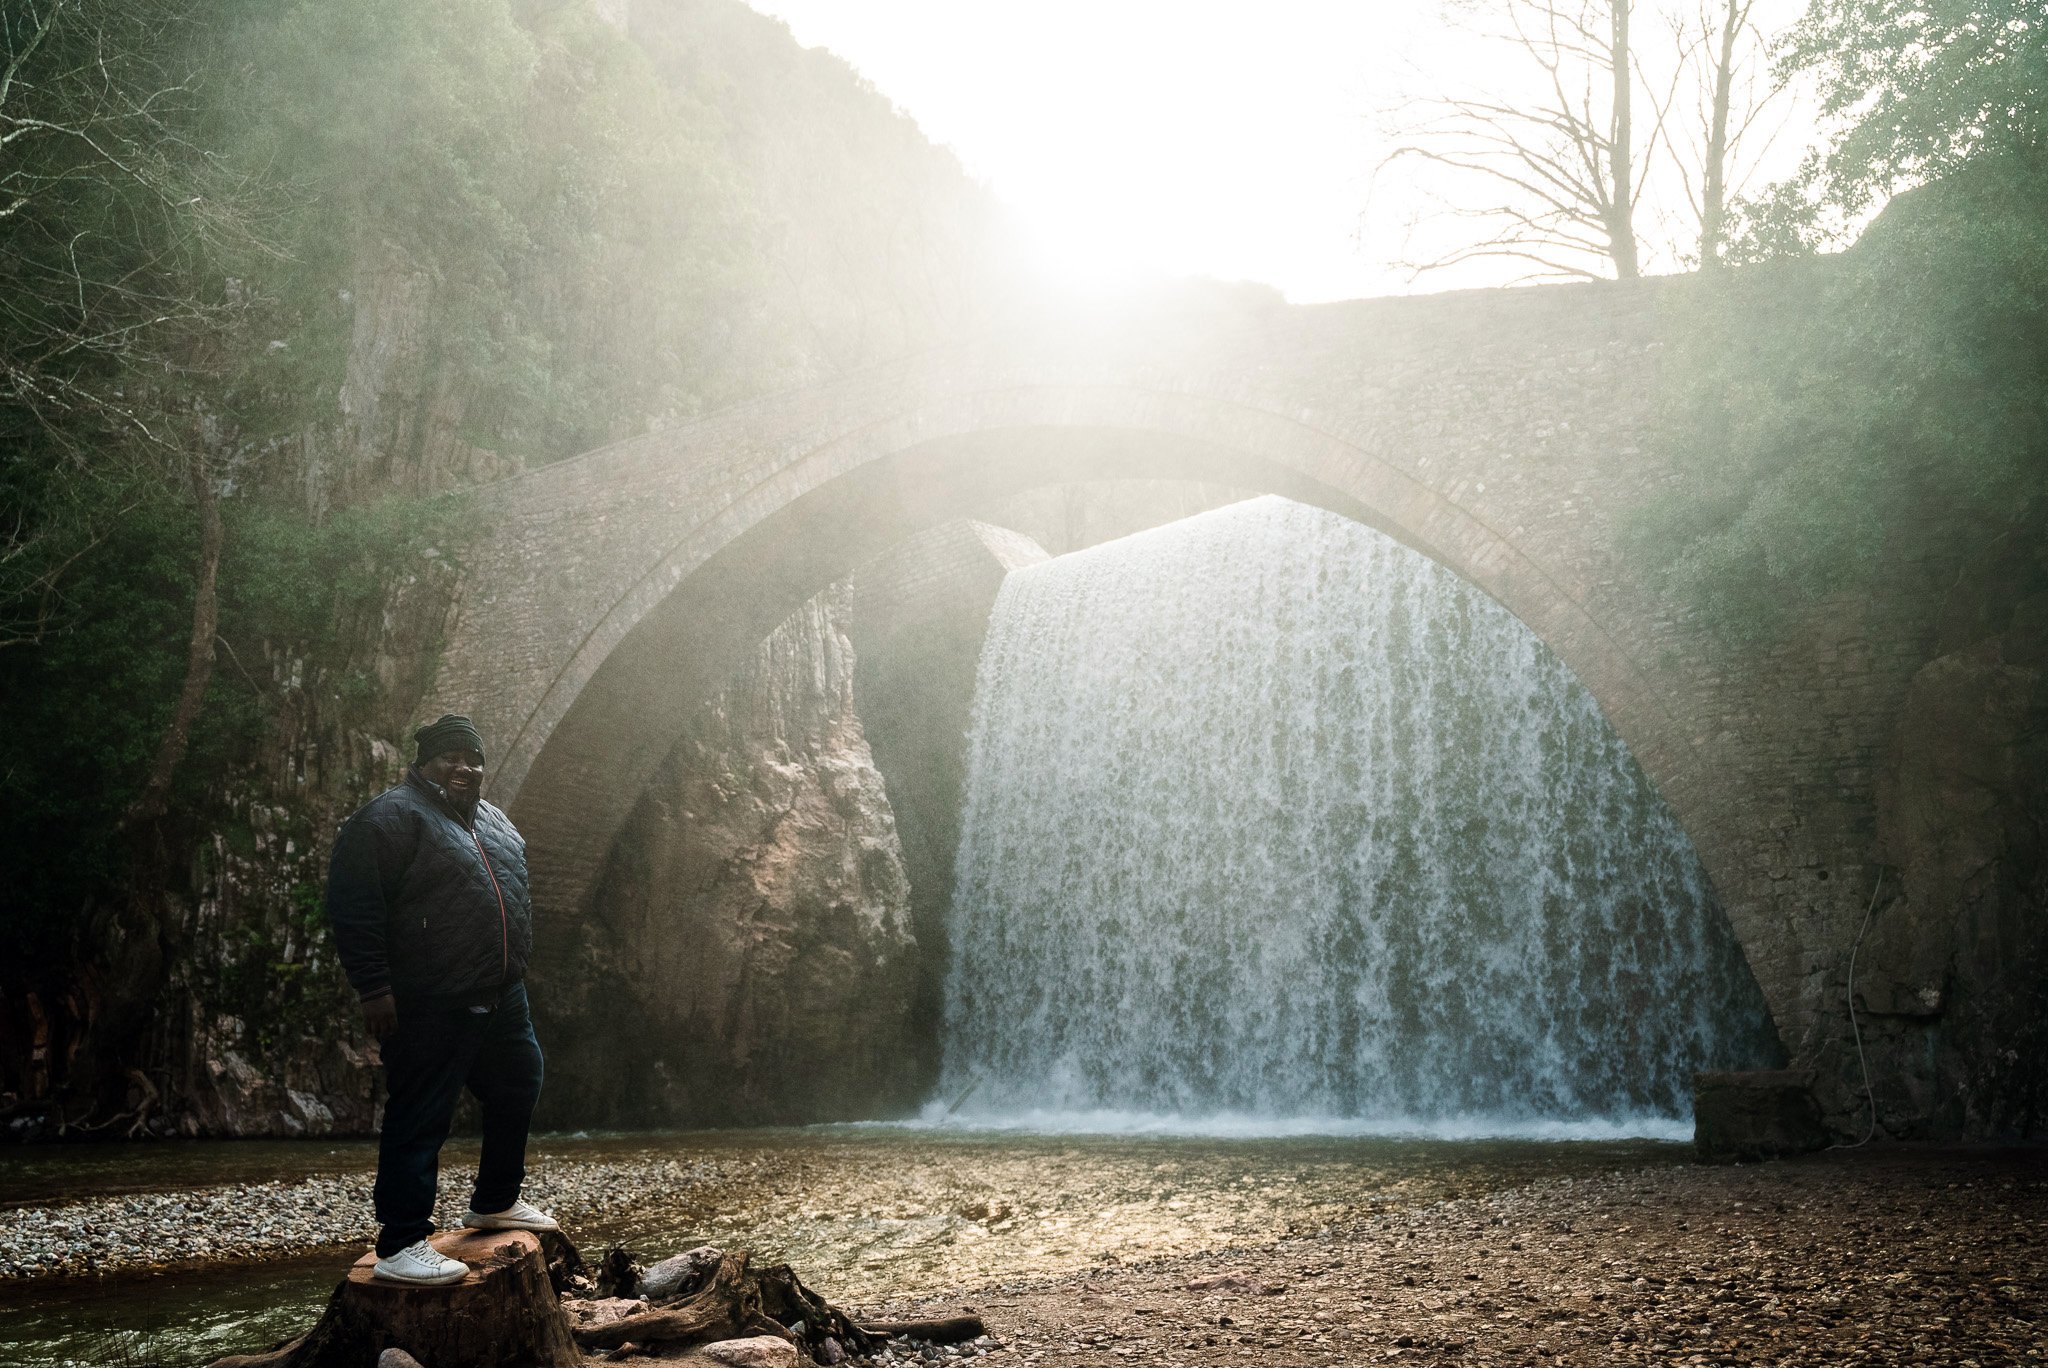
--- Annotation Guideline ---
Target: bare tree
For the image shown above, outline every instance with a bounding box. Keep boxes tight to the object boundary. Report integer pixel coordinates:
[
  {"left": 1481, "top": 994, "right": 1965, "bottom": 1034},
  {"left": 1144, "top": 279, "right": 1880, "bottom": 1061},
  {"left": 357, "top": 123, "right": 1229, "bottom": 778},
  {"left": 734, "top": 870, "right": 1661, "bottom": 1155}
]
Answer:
[
  {"left": 1666, "top": 0, "right": 1785, "bottom": 268},
  {"left": 1, "top": 0, "right": 230, "bottom": 641},
  {"left": 2, "top": 0, "right": 275, "bottom": 824},
  {"left": 1383, "top": 0, "right": 1679, "bottom": 281},
  {"left": 1378, "top": 0, "right": 1793, "bottom": 283}
]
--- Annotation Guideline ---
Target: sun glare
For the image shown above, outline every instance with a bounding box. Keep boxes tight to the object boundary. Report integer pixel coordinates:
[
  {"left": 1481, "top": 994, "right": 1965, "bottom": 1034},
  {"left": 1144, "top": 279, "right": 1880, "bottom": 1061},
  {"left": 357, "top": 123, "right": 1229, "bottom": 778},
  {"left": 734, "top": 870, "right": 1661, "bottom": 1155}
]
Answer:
[{"left": 750, "top": 0, "right": 1819, "bottom": 300}]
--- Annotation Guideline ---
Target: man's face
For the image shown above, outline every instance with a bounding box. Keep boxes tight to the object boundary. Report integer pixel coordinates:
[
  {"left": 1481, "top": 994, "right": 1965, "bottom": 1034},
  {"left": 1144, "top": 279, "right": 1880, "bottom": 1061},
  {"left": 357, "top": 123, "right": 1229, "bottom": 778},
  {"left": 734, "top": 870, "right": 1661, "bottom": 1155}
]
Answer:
[{"left": 420, "top": 749, "right": 484, "bottom": 802}]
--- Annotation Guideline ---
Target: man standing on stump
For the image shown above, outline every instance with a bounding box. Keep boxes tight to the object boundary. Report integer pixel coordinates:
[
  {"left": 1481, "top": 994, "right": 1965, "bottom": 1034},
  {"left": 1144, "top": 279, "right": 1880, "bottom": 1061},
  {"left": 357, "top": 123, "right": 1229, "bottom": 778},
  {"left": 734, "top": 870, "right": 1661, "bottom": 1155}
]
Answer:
[{"left": 327, "top": 714, "right": 559, "bottom": 1285}]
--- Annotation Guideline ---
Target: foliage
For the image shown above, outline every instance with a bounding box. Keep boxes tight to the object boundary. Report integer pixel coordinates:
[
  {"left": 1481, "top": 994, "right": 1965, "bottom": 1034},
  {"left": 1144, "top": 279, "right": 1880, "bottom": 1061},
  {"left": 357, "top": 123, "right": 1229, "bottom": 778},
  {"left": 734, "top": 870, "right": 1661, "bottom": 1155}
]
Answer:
[
  {"left": 1787, "top": 0, "right": 2046, "bottom": 207},
  {"left": 1729, "top": 0, "right": 2045, "bottom": 254},
  {"left": 205, "top": 0, "right": 756, "bottom": 460},
  {"left": 1638, "top": 0, "right": 2046, "bottom": 635},
  {"left": 0, "top": 490, "right": 464, "bottom": 960},
  {"left": 0, "top": 0, "right": 1004, "bottom": 980},
  {"left": 1634, "top": 157, "right": 2048, "bottom": 638},
  {"left": 0, "top": 0, "right": 271, "bottom": 648}
]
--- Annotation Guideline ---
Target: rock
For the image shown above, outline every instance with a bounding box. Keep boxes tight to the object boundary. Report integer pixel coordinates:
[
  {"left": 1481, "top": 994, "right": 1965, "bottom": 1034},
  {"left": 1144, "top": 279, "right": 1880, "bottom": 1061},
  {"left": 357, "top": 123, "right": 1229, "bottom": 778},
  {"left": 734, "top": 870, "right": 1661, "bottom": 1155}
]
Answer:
[
  {"left": 560, "top": 1296, "right": 650, "bottom": 1329},
  {"left": 697, "top": 1335, "right": 802, "bottom": 1368},
  {"left": 376, "top": 1352, "right": 426, "bottom": 1368},
  {"left": 818, "top": 1335, "right": 846, "bottom": 1364},
  {"left": 640, "top": 1245, "right": 725, "bottom": 1302},
  {"left": 540, "top": 587, "right": 926, "bottom": 1128},
  {"left": 1692, "top": 1070, "right": 1828, "bottom": 1163},
  {"left": 1186, "top": 1273, "right": 1267, "bottom": 1294},
  {"left": 1871, "top": 600, "right": 2048, "bottom": 1137}
]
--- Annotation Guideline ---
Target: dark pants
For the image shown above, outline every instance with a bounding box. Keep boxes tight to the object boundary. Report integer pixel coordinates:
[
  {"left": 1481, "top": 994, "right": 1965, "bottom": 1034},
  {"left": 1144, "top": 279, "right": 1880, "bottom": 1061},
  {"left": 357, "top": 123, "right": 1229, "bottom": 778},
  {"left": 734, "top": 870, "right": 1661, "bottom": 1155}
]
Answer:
[{"left": 372, "top": 980, "right": 544, "bottom": 1258}]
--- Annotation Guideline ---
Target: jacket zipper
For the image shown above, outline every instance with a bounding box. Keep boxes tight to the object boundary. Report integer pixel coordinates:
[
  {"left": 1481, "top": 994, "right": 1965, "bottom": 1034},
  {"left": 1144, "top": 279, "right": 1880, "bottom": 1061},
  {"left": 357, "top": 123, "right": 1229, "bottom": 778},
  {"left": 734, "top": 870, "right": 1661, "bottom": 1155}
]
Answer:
[{"left": 471, "top": 829, "right": 510, "bottom": 983}]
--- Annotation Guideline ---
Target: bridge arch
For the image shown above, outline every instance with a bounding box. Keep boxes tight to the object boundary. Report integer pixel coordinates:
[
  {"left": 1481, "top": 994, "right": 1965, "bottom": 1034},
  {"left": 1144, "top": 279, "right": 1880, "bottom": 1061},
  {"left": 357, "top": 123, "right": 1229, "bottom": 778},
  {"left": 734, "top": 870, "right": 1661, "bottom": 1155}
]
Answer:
[
  {"left": 463, "top": 382, "right": 1702, "bottom": 944},
  {"left": 421, "top": 274, "right": 1970, "bottom": 1133}
]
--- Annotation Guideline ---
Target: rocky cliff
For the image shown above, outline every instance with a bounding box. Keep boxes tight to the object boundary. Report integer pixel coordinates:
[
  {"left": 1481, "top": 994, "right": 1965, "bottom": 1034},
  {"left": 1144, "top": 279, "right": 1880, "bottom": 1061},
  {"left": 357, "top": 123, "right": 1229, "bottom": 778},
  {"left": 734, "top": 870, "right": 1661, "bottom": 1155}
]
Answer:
[
  {"left": 538, "top": 588, "right": 922, "bottom": 1128},
  {"left": 1, "top": 545, "right": 460, "bottom": 1140},
  {"left": 1863, "top": 533, "right": 2048, "bottom": 1137}
]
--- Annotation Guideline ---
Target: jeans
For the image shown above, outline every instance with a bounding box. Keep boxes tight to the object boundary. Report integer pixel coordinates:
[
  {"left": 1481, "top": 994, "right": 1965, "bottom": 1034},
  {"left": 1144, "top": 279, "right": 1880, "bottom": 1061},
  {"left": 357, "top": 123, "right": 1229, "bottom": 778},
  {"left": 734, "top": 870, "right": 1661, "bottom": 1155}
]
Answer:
[{"left": 372, "top": 980, "right": 544, "bottom": 1258}]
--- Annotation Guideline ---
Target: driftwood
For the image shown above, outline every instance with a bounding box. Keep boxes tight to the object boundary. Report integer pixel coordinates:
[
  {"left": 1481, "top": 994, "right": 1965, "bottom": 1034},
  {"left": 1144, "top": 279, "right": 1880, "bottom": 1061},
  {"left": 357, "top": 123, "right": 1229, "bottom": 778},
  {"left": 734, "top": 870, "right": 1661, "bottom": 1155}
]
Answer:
[
  {"left": 569, "top": 1249, "right": 882, "bottom": 1361},
  {"left": 571, "top": 1248, "right": 764, "bottom": 1350},
  {"left": 860, "top": 1316, "right": 987, "bottom": 1344},
  {"left": 533, "top": 1227, "right": 587, "bottom": 1295},
  {"left": 208, "top": 1227, "right": 960, "bottom": 1368},
  {"left": 206, "top": 1229, "right": 580, "bottom": 1368}
]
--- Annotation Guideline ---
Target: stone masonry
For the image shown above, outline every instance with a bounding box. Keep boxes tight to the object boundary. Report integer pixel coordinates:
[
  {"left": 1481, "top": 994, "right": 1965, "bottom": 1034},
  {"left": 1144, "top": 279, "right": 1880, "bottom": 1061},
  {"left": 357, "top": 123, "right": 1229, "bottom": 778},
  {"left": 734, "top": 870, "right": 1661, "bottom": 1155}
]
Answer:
[{"left": 426, "top": 264, "right": 1999, "bottom": 1137}]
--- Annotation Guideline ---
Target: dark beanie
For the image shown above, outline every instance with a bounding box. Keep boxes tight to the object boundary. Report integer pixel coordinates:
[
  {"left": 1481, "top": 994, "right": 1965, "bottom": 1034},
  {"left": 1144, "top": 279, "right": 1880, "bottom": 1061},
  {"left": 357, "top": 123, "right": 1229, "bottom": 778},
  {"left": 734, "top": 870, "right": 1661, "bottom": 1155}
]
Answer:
[{"left": 414, "top": 714, "right": 485, "bottom": 765}]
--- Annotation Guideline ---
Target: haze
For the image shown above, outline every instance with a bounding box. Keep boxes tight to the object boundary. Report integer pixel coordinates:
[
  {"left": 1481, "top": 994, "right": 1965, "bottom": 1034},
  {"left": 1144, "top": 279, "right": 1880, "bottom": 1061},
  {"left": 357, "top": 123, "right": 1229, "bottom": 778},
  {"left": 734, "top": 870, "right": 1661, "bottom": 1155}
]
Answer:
[{"left": 753, "top": 0, "right": 1814, "bottom": 301}]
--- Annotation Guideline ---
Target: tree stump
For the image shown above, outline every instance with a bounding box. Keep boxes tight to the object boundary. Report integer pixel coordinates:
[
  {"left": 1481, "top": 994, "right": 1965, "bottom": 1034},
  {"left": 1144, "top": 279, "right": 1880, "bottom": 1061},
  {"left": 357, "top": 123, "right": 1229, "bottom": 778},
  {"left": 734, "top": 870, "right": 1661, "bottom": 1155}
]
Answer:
[{"left": 207, "top": 1229, "right": 581, "bottom": 1368}]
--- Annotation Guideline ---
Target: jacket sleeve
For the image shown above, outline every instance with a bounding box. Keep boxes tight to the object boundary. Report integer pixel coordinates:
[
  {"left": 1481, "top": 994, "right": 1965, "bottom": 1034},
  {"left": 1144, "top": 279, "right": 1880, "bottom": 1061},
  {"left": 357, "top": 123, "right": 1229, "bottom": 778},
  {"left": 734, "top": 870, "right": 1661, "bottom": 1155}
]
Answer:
[{"left": 326, "top": 809, "right": 406, "bottom": 1002}]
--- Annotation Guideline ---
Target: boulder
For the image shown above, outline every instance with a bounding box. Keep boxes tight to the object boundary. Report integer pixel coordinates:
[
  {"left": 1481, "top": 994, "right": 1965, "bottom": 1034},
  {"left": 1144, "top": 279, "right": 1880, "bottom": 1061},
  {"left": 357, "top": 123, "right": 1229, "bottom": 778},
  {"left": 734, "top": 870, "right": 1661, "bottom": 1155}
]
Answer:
[
  {"left": 1187, "top": 1273, "right": 1268, "bottom": 1295},
  {"left": 697, "top": 1337, "right": 802, "bottom": 1368},
  {"left": 640, "top": 1245, "right": 725, "bottom": 1301},
  {"left": 1693, "top": 1070, "right": 1828, "bottom": 1163}
]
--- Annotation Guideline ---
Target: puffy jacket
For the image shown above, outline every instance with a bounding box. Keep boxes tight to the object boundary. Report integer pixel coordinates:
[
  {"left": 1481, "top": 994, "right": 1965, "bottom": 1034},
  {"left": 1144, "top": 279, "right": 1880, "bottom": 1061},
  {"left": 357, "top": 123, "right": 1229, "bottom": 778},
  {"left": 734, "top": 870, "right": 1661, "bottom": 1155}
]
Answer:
[{"left": 325, "top": 769, "right": 533, "bottom": 1003}]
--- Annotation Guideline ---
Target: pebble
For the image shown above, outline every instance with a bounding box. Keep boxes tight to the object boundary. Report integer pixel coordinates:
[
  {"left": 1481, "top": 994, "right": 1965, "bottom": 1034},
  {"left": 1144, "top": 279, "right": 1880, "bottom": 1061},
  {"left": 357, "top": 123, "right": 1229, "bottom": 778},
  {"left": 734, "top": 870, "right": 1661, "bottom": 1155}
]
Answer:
[
  {"left": 0, "top": 1157, "right": 715, "bottom": 1280},
  {"left": 848, "top": 1151, "right": 2047, "bottom": 1368}
]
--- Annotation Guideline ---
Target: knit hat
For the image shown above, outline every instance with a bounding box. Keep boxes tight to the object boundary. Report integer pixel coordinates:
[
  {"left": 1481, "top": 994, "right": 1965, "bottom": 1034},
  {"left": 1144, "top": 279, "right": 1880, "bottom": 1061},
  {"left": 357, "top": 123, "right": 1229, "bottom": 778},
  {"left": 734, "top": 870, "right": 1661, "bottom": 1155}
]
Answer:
[{"left": 414, "top": 714, "right": 485, "bottom": 765}]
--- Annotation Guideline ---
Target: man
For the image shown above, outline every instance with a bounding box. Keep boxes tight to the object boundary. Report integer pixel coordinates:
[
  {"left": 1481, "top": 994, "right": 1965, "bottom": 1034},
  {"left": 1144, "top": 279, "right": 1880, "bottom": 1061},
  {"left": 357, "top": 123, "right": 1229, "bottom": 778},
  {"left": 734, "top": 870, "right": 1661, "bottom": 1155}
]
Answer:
[{"left": 327, "top": 713, "right": 559, "bottom": 1285}]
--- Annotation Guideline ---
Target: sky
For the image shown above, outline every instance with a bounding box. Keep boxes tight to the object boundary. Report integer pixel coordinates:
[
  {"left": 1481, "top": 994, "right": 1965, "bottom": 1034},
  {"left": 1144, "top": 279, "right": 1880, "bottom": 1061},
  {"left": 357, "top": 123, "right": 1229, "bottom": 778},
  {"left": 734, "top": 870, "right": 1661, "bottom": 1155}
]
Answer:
[{"left": 746, "top": 0, "right": 1817, "bottom": 303}]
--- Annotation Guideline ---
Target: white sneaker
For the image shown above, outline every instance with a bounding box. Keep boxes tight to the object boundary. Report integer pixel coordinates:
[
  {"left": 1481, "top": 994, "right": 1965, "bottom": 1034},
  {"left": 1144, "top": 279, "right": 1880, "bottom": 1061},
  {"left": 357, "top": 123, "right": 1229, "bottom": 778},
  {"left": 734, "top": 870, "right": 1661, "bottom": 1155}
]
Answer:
[
  {"left": 462, "top": 1198, "right": 560, "bottom": 1232},
  {"left": 372, "top": 1240, "right": 469, "bottom": 1285}
]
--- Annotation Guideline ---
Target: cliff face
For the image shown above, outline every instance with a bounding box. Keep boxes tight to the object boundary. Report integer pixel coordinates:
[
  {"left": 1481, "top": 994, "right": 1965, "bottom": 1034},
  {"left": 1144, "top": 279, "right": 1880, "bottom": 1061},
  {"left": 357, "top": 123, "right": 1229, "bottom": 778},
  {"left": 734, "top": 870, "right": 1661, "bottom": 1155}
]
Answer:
[
  {"left": 164, "top": 557, "right": 464, "bottom": 1137},
  {"left": 1, "top": 0, "right": 1007, "bottom": 1141},
  {"left": 840, "top": 520, "right": 1051, "bottom": 1084},
  {"left": 1866, "top": 557, "right": 2048, "bottom": 1137},
  {"left": 0, "top": 548, "right": 459, "bottom": 1140},
  {"left": 538, "top": 588, "right": 923, "bottom": 1128}
]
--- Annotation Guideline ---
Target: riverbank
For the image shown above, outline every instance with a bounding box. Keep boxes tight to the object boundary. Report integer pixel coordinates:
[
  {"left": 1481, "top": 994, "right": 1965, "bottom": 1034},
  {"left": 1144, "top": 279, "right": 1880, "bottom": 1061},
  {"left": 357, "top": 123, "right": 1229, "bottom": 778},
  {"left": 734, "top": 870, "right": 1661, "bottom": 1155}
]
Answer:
[
  {"left": 857, "top": 1148, "right": 2045, "bottom": 1367},
  {"left": 0, "top": 1130, "right": 1678, "bottom": 1287},
  {"left": 0, "top": 1157, "right": 721, "bottom": 1279},
  {"left": 8, "top": 1135, "right": 2035, "bottom": 1368}
]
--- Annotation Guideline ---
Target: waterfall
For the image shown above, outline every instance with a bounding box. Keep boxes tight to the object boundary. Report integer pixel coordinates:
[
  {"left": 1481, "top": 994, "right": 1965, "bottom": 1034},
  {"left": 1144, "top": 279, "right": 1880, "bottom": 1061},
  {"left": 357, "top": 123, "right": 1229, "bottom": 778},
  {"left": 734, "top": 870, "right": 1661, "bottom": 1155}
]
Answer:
[{"left": 937, "top": 496, "right": 1779, "bottom": 1137}]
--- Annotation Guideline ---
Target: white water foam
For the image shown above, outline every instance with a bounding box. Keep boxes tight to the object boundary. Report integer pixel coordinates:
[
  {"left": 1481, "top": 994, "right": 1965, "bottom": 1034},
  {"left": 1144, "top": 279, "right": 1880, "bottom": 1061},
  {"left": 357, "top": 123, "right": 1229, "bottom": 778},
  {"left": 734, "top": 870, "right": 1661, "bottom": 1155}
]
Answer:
[
  {"left": 938, "top": 497, "right": 1778, "bottom": 1137},
  {"left": 890, "top": 1104, "right": 1694, "bottom": 1143}
]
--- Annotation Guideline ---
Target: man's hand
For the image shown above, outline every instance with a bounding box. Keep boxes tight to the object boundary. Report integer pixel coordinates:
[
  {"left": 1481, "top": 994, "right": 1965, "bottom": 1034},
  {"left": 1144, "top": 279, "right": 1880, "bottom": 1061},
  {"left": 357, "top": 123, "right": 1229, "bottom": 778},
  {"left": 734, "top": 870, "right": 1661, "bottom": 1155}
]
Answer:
[{"left": 362, "top": 993, "right": 399, "bottom": 1041}]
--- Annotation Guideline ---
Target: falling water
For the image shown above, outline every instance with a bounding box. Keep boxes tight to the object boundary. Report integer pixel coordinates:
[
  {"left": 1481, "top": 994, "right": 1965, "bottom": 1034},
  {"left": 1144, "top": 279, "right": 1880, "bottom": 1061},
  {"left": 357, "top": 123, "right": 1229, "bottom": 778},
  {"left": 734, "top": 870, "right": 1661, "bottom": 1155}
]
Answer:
[{"left": 938, "top": 497, "right": 1779, "bottom": 1137}]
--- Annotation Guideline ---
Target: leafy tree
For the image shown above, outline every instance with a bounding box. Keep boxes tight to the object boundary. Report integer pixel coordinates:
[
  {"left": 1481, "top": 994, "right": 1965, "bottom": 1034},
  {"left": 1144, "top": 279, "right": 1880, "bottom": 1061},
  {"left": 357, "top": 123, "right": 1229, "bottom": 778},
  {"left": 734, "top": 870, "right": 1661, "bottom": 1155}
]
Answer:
[
  {"left": 1789, "top": 0, "right": 2045, "bottom": 203},
  {"left": 1637, "top": 160, "right": 2046, "bottom": 637},
  {"left": 0, "top": 0, "right": 250, "bottom": 649},
  {"left": 1635, "top": 0, "right": 2046, "bottom": 636},
  {"left": 1730, "top": 0, "right": 2045, "bottom": 252}
]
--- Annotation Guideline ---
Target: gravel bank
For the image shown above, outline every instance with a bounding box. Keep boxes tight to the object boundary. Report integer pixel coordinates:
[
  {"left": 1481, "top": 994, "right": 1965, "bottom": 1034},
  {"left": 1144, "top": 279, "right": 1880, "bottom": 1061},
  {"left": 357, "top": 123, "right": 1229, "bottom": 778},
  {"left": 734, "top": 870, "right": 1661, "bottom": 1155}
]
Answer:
[
  {"left": 855, "top": 1149, "right": 2045, "bottom": 1368},
  {"left": 0, "top": 1158, "right": 718, "bottom": 1279}
]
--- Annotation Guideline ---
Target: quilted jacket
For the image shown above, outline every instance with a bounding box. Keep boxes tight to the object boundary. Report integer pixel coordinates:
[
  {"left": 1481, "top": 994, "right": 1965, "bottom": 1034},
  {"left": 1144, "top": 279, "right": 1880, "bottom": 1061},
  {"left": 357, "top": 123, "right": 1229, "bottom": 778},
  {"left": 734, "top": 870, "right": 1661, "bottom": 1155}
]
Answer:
[{"left": 325, "top": 768, "right": 533, "bottom": 1003}]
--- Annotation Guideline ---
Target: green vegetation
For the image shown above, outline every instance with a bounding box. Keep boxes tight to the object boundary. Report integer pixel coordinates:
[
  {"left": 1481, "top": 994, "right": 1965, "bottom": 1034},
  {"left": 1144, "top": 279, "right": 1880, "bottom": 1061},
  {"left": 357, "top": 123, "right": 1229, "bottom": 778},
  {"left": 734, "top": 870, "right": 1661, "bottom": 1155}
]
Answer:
[
  {"left": 1636, "top": 0, "right": 2046, "bottom": 638},
  {"left": 0, "top": 489, "right": 465, "bottom": 959},
  {"left": 0, "top": 0, "right": 1001, "bottom": 979}
]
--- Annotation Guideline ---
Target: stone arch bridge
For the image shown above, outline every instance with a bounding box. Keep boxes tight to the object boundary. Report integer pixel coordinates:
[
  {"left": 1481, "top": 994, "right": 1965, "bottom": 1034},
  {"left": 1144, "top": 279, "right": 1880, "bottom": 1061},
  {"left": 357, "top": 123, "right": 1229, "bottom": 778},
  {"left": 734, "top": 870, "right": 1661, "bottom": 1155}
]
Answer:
[{"left": 426, "top": 271, "right": 1953, "bottom": 1131}]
